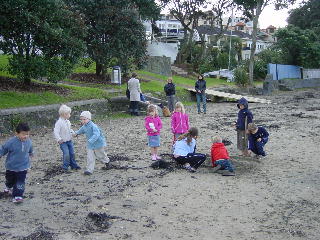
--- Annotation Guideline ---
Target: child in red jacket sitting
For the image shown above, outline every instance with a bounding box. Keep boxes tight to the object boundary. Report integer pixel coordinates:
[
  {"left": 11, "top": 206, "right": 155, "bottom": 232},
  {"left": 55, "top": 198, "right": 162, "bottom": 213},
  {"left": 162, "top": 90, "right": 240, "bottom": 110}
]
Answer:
[{"left": 211, "top": 136, "right": 235, "bottom": 176}]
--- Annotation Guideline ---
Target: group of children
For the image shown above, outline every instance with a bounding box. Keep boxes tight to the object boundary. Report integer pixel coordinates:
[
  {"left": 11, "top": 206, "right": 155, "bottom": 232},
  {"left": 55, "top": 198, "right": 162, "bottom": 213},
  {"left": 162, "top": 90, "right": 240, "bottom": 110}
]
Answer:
[
  {"left": 0, "top": 97, "right": 269, "bottom": 203},
  {"left": 144, "top": 97, "right": 269, "bottom": 176}
]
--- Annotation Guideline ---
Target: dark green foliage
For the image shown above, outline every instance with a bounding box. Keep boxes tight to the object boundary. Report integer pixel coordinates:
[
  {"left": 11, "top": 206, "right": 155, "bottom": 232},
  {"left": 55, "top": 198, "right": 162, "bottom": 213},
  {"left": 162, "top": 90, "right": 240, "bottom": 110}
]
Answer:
[
  {"left": 245, "top": 48, "right": 284, "bottom": 80},
  {"left": 274, "top": 25, "right": 320, "bottom": 68},
  {"left": 70, "top": 0, "right": 160, "bottom": 75},
  {"left": 0, "top": 0, "right": 86, "bottom": 85},
  {"left": 288, "top": 0, "right": 320, "bottom": 35}
]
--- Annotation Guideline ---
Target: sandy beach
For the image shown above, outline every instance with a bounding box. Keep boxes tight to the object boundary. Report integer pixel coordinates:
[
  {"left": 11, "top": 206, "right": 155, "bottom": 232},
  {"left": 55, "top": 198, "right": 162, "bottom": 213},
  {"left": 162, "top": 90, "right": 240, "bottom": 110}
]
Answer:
[{"left": 1, "top": 88, "right": 320, "bottom": 240}]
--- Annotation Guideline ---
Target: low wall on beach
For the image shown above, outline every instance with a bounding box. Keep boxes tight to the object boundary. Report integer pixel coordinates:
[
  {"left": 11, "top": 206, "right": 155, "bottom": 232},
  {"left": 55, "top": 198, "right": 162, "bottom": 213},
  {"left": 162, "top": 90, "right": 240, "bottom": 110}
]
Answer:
[
  {"left": 263, "top": 75, "right": 320, "bottom": 94},
  {"left": 0, "top": 95, "right": 168, "bottom": 134}
]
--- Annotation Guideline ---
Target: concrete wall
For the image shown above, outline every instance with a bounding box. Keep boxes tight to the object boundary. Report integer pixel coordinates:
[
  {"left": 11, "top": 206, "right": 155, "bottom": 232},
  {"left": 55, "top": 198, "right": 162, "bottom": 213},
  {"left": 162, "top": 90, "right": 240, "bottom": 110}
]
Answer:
[
  {"left": 303, "top": 69, "right": 320, "bottom": 79},
  {"left": 263, "top": 76, "right": 320, "bottom": 94},
  {"left": 0, "top": 95, "right": 169, "bottom": 134}
]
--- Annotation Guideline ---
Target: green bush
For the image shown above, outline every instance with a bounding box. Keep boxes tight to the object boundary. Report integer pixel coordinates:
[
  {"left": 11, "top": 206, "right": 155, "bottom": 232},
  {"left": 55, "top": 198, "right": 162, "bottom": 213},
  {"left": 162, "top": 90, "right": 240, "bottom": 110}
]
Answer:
[{"left": 234, "top": 66, "right": 249, "bottom": 87}]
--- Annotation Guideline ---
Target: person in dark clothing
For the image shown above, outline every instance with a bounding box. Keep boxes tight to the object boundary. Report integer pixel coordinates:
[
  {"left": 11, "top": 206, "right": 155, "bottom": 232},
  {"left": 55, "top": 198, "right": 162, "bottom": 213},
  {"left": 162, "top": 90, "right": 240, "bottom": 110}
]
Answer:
[
  {"left": 164, "top": 77, "right": 176, "bottom": 112},
  {"left": 195, "top": 75, "right": 206, "bottom": 114},
  {"left": 235, "top": 97, "right": 253, "bottom": 156},
  {"left": 247, "top": 123, "right": 269, "bottom": 158}
]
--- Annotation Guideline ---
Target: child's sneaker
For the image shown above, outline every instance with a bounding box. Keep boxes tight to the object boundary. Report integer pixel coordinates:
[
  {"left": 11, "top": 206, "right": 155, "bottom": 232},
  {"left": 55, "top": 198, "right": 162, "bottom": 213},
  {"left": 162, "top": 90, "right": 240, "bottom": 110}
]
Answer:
[
  {"left": 186, "top": 165, "right": 196, "bottom": 173},
  {"left": 151, "top": 154, "right": 157, "bottom": 161},
  {"left": 12, "top": 196, "right": 23, "bottom": 204},
  {"left": 212, "top": 164, "right": 222, "bottom": 172},
  {"left": 222, "top": 171, "right": 235, "bottom": 176},
  {"left": 156, "top": 155, "right": 162, "bottom": 160},
  {"left": 84, "top": 171, "right": 92, "bottom": 175},
  {"left": 104, "top": 163, "right": 112, "bottom": 170}
]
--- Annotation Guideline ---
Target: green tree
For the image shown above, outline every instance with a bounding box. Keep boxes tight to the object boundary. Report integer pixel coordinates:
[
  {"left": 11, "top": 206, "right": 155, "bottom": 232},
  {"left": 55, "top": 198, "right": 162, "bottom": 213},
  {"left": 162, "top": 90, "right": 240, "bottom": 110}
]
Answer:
[
  {"left": 0, "top": 0, "right": 86, "bottom": 85},
  {"left": 232, "top": 0, "right": 296, "bottom": 85},
  {"left": 288, "top": 0, "right": 320, "bottom": 34},
  {"left": 70, "top": 0, "right": 160, "bottom": 76},
  {"left": 274, "top": 25, "right": 320, "bottom": 68}
]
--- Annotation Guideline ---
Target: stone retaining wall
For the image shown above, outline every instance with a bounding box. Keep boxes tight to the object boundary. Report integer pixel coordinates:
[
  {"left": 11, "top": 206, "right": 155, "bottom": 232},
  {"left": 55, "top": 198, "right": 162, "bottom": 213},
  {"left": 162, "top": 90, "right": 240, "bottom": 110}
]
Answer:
[
  {"left": 263, "top": 76, "right": 320, "bottom": 94},
  {"left": 0, "top": 99, "right": 123, "bottom": 134},
  {"left": 0, "top": 95, "right": 169, "bottom": 134}
]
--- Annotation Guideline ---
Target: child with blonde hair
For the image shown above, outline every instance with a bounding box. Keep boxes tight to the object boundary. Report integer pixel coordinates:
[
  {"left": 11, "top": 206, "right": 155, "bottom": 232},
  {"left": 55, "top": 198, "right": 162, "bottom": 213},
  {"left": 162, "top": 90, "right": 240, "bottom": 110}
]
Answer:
[
  {"left": 75, "top": 111, "right": 110, "bottom": 175},
  {"left": 211, "top": 136, "right": 235, "bottom": 176},
  {"left": 54, "top": 104, "right": 81, "bottom": 171},
  {"left": 145, "top": 104, "right": 162, "bottom": 161},
  {"left": 171, "top": 102, "right": 189, "bottom": 144}
]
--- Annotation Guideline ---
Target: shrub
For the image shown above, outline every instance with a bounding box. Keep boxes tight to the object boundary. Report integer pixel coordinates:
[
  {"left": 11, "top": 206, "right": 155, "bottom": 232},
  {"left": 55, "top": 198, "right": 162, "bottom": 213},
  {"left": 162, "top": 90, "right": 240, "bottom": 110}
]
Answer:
[{"left": 234, "top": 66, "right": 249, "bottom": 87}]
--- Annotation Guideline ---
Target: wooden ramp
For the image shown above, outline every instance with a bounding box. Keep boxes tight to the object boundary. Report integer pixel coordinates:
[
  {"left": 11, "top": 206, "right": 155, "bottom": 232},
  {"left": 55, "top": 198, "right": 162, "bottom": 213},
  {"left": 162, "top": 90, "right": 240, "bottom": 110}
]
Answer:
[{"left": 188, "top": 89, "right": 272, "bottom": 104}]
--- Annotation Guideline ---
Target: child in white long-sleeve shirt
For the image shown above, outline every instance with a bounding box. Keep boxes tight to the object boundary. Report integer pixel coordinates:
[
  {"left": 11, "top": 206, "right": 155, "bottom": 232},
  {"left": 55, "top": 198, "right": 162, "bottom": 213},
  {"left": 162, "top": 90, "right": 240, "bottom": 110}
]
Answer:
[{"left": 54, "top": 104, "right": 81, "bottom": 171}]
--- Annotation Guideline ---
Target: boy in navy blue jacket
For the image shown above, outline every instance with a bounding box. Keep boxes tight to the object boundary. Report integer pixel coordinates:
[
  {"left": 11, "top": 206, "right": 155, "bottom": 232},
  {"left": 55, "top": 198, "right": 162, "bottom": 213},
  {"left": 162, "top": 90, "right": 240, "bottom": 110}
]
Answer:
[
  {"left": 235, "top": 97, "right": 253, "bottom": 156},
  {"left": 247, "top": 123, "right": 269, "bottom": 158},
  {"left": 0, "top": 123, "right": 33, "bottom": 203}
]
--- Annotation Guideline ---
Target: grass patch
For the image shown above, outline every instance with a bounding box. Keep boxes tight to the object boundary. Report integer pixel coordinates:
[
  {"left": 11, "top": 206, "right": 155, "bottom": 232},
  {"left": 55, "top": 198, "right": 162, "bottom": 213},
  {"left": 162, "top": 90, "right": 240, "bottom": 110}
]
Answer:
[
  {"left": 0, "top": 55, "right": 15, "bottom": 78},
  {"left": 0, "top": 82, "right": 108, "bottom": 109}
]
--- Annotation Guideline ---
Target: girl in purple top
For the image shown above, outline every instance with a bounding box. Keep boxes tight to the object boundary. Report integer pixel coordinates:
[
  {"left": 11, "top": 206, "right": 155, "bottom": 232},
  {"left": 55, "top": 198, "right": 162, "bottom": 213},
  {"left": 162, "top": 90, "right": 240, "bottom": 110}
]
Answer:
[{"left": 144, "top": 104, "right": 162, "bottom": 161}]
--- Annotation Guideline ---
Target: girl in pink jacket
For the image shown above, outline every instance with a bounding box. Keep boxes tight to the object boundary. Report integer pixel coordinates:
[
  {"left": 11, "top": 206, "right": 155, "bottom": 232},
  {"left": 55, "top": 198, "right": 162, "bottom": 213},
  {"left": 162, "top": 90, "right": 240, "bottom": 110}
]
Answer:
[
  {"left": 171, "top": 102, "right": 189, "bottom": 143},
  {"left": 145, "top": 104, "right": 163, "bottom": 161}
]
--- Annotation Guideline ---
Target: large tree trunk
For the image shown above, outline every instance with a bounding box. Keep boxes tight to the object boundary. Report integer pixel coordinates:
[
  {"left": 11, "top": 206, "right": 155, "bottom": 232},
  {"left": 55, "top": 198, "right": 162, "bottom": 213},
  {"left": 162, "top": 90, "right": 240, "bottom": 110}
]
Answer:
[
  {"left": 96, "top": 62, "right": 103, "bottom": 76},
  {"left": 248, "top": 0, "right": 263, "bottom": 85}
]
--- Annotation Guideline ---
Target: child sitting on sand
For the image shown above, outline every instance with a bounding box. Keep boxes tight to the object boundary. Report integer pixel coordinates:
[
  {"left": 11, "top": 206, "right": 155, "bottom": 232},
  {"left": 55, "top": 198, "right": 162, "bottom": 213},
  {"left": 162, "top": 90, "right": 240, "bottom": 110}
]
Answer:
[
  {"left": 247, "top": 123, "right": 269, "bottom": 158},
  {"left": 173, "top": 127, "right": 206, "bottom": 173},
  {"left": 75, "top": 111, "right": 110, "bottom": 175},
  {"left": 211, "top": 136, "right": 235, "bottom": 176}
]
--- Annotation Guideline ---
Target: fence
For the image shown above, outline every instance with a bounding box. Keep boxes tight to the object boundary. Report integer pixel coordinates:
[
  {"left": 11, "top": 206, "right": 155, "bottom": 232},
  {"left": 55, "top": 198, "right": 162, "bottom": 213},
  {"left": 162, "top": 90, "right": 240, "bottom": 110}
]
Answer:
[
  {"left": 267, "top": 64, "right": 302, "bottom": 80},
  {"left": 303, "top": 69, "right": 320, "bottom": 79}
]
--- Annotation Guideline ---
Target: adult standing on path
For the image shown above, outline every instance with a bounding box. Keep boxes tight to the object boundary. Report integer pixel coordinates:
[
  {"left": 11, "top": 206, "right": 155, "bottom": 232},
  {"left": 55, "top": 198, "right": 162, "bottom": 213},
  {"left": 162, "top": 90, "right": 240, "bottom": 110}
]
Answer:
[
  {"left": 195, "top": 74, "right": 206, "bottom": 114},
  {"left": 164, "top": 77, "right": 176, "bottom": 113},
  {"left": 128, "top": 72, "right": 142, "bottom": 116}
]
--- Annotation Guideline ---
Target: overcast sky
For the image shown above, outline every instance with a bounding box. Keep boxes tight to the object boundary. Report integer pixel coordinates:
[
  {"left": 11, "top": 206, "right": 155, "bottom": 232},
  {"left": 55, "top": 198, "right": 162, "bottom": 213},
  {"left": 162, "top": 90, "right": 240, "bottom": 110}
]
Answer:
[
  {"left": 158, "top": 0, "right": 305, "bottom": 30},
  {"left": 259, "top": 0, "right": 304, "bottom": 29}
]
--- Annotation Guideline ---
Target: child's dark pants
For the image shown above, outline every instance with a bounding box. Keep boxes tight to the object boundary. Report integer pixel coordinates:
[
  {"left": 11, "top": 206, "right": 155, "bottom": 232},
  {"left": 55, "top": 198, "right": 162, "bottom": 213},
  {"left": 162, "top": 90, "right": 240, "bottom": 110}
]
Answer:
[
  {"left": 251, "top": 139, "right": 268, "bottom": 156},
  {"left": 175, "top": 153, "right": 206, "bottom": 169},
  {"left": 5, "top": 170, "right": 27, "bottom": 198}
]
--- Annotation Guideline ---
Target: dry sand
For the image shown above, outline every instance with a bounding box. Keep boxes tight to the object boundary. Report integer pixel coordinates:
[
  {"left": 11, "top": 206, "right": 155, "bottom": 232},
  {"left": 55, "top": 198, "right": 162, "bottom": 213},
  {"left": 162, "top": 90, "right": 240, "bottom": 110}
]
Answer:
[{"left": 1, "top": 88, "right": 320, "bottom": 240}]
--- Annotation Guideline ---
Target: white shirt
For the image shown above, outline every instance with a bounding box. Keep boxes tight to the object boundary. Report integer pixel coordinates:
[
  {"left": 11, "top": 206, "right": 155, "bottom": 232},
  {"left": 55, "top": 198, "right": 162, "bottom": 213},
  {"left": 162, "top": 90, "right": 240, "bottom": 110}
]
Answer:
[{"left": 53, "top": 117, "right": 75, "bottom": 142}]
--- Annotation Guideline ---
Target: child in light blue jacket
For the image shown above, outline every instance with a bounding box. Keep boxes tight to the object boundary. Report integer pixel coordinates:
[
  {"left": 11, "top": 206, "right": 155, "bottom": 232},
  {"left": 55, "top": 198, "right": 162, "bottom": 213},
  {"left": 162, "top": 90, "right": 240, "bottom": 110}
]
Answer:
[
  {"left": 0, "top": 123, "right": 33, "bottom": 203},
  {"left": 75, "top": 111, "right": 110, "bottom": 175}
]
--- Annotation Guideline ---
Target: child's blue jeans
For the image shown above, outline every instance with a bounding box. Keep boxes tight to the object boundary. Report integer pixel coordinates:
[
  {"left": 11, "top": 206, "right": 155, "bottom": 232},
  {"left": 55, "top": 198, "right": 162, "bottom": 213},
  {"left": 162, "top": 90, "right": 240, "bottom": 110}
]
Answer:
[
  {"left": 5, "top": 170, "right": 27, "bottom": 198},
  {"left": 196, "top": 93, "right": 206, "bottom": 113},
  {"left": 216, "top": 159, "right": 234, "bottom": 172},
  {"left": 59, "top": 140, "right": 79, "bottom": 170}
]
